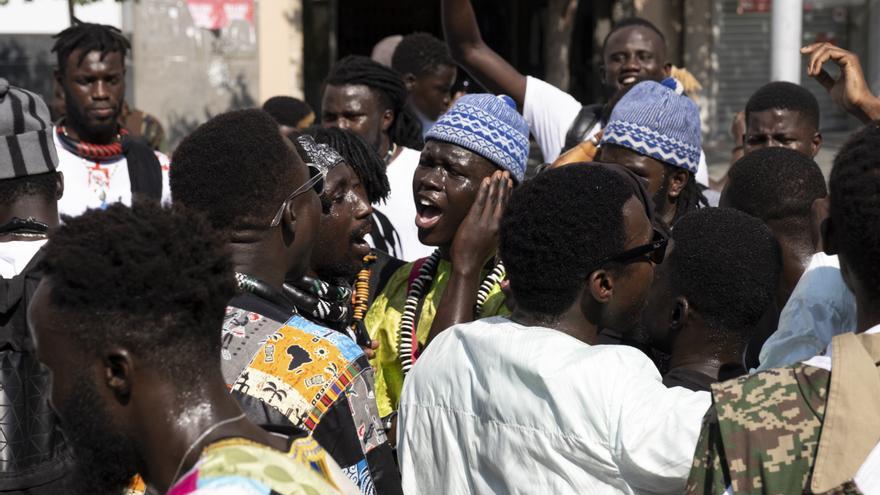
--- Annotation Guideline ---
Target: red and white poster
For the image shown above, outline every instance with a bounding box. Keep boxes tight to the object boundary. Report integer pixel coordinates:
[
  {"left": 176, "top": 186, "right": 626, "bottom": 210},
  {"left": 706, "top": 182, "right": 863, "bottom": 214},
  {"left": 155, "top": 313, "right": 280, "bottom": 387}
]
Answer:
[
  {"left": 737, "top": 0, "right": 772, "bottom": 13},
  {"left": 185, "top": 0, "right": 253, "bottom": 30}
]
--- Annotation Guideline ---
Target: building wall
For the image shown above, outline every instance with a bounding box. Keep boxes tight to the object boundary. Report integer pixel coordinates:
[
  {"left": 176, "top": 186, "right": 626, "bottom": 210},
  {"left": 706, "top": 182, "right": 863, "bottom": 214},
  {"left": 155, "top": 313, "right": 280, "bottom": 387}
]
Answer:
[{"left": 130, "top": 0, "right": 259, "bottom": 150}]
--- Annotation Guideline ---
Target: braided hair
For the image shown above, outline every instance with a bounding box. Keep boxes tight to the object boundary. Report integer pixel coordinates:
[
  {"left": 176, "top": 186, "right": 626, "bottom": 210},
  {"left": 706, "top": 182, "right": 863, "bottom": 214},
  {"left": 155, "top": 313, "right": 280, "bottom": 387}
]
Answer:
[
  {"left": 675, "top": 172, "right": 708, "bottom": 222},
  {"left": 52, "top": 21, "right": 130, "bottom": 74},
  {"left": 304, "top": 126, "right": 391, "bottom": 204},
  {"left": 325, "top": 55, "right": 423, "bottom": 150}
]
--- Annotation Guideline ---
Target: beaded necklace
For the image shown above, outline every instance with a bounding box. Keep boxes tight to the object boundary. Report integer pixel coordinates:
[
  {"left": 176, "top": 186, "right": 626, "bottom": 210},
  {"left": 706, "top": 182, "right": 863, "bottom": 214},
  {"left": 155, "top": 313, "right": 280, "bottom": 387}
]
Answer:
[
  {"left": 398, "top": 250, "right": 506, "bottom": 375},
  {"left": 55, "top": 121, "right": 127, "bottom": 161},
  {"left": 350, "top": 253, "right": 378, "bottom": 338}
]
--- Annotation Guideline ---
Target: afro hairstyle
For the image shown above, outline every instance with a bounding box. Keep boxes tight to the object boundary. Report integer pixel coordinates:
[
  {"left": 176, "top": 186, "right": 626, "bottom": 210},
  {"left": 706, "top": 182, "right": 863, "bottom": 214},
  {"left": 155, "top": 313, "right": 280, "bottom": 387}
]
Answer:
[
  {"left": 723, "top": 146, "right": 826, "bottom": 236},
  {"left": 745, "top": 81, "right": 820, "bottom": 130},
  {"left": 40, "top": 201, "right": 234, "bottom": 379},
  {"left": 669, "top": 208, "right": 781, "bottom": 341},
  {"left": 500, "top": 164, "right": 635, "bottom": 317},
  {"left": 829, "top": 121, "right": 880, "bottom": 299},
  {"left": 170, "top": 109, "right": 301, "bottom": 231},
  {"left": 52, "top": 21, "right": 130, "bottom": 74},
  {"left": 391, "top": 32, "right": 455, "bottom": 77}
]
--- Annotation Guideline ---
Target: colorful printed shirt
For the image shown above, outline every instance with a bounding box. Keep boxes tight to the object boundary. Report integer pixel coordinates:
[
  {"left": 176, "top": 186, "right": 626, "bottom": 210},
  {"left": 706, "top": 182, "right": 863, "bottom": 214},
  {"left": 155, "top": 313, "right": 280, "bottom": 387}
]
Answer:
[
  {"left": 364, "top": 257, "right": 509, "bottom": 418},
  {"left": 167, "top": 436, "right": 357, "bottom": 495},
  {"left": 223, "top": 294, "right": 400, "bottom": 495}
]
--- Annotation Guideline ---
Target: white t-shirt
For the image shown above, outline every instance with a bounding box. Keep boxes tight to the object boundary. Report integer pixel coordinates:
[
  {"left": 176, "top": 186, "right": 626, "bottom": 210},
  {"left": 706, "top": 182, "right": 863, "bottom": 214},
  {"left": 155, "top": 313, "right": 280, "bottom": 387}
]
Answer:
[
  {"left": 0, "top": 239, "right": 47, "bottom": 278},
  {"left": 53, "top": 129, "right": 170, "bottom": 218},
  {"left": 371, "top": 146, "right": 433, "bottom": 261},
  {"left": 757, "top": 253, "right": 857, "bottom": 371},
  {"left": 398, "top": 316, "right": 710, "bottom": 495},
  {"left": 523, "top": 76, "right": 710, "bottom": 187}
]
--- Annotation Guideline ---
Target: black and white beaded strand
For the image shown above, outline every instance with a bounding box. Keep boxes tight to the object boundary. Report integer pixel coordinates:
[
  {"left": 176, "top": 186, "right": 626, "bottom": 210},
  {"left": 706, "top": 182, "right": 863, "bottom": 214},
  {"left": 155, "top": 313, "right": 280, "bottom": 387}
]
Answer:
[{"left": 398, "top": 250, "right": 506, "bottom": 376}]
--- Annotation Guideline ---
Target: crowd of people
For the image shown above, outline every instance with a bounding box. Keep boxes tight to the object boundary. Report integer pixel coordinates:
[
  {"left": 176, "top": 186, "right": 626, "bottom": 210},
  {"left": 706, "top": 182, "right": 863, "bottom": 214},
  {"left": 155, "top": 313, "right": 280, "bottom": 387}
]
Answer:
[{"left": 2, "top": 3, "right": 880, "bottom": 494}]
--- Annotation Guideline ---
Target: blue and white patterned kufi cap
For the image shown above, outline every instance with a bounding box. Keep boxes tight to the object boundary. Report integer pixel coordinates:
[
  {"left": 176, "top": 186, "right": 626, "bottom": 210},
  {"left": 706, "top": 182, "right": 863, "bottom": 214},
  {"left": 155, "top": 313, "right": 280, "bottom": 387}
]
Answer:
[
  {"left": 426, "top": 93, "right": 529, "bottom": 182},
  {"left": 600, "top": 78, "right": 701, "bottom": 173}
]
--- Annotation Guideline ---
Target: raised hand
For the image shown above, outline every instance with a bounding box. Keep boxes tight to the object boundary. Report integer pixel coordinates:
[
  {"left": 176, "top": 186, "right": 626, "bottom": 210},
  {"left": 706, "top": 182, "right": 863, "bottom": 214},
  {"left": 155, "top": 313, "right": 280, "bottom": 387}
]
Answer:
[
  {"left": 448, "top": 170, "right": 513, "bottom": 274},
  {"left": 802, "top": 42, "right": 880, "bottom": 123}
]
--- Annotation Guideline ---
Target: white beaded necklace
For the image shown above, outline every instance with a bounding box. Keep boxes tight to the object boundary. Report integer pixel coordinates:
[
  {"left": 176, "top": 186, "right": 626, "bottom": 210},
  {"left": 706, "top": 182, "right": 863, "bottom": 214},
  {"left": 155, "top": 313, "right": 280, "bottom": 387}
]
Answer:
[{"left": 398, "top": 249, "right": 506, "bottom": 375}]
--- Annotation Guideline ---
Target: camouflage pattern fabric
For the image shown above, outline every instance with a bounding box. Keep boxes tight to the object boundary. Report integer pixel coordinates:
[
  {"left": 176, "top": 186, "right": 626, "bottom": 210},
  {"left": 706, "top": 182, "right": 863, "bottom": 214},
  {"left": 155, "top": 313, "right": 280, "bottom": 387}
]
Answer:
[{"left": 686, "top": 363, "right": 863, "bottom": 494}]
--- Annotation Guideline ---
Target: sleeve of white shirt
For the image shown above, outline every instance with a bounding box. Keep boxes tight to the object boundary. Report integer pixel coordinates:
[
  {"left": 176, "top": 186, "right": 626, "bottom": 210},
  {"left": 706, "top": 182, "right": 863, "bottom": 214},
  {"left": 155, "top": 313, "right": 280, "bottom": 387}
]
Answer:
[
  {"left": 603, "top": 348, "right": 711, "bottom": 494},
  {"left": 156, "top": 151, "right": 172, "bottom": 205},
  {"left": 523, "top": 76, "right": 583, "bottom": 163}
]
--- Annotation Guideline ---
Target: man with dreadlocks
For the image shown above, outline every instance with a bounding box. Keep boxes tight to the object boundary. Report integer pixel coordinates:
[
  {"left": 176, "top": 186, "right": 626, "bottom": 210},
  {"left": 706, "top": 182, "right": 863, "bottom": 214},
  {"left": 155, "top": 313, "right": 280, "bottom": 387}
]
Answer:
[
  {"left": 391, "top": 32, "right": 457, "bottom": 138},
  {"left": 322, "top": 55, "right": 430, "bottom": 262},
  {"left": 365, "top": 93, "right": 527, "bottom": 437},
  {"left": 51, "top": 22, "right": 169, "bottom": 217},
  {"left": 283, "top": 127, "right": 404, "bottom": 354},
  {"left": 171, "top": 110, "right": 401, "bottom": 495}
]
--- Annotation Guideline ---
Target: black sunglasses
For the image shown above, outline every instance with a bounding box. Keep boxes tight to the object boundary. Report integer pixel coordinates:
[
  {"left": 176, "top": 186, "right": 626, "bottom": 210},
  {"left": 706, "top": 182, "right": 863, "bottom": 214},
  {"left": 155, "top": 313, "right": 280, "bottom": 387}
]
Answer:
[{"left": 594, "top": 229, "right": 668, "bottom": 268}]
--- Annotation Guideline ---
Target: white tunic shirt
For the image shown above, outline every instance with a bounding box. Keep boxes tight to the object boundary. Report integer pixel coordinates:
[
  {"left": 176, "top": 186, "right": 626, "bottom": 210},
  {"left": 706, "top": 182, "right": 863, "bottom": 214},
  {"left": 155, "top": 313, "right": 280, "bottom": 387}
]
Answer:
[
  {"left": 53, "top": 129, "right": 170, "bottom": 218},
  {"left": 398, "top": 316, "right": 711, "bottom": 495}
]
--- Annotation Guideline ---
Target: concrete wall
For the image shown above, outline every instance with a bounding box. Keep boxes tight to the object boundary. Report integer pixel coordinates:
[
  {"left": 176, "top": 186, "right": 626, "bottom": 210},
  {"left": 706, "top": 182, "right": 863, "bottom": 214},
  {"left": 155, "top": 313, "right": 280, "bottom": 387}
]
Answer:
[
  {"left": 257, "top": 0, "right": 304, "bottom": 103},
  {"left": 131, "top": 0, "right": 259, "bottom": 150}
]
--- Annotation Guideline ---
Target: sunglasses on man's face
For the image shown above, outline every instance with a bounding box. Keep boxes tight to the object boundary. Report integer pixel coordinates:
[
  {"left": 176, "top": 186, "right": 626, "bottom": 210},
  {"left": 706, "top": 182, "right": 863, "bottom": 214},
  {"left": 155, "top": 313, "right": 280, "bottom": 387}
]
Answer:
[
  {"left": 269, "top": 163, "right": 327, "bottom": 228},
  {"left": 594, "top": 229, "right": 668, "bottom": 269}
]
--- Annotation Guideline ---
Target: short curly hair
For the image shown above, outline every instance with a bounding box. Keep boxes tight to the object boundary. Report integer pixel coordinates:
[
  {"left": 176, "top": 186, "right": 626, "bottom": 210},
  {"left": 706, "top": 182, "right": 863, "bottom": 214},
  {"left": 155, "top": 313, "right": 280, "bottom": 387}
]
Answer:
[
  {"left": 0, "top": 172, "right": 59, "bottom": 206},
  {"left": 829, "top": 121, "right": 880, "bottom": 299},
  {"left": 391, "top": 32, "right": 455, "bottom": 77},
  {"left": 500, "top": 164, "right": 633, "bottom": 317},
  {"left": 170, "top": 109, "right": 300, "bottom": 230},
  {"left": 723, "top": 147, "right": 826, "bottom": 237},
  {"left": 669, "top": 208, "right": 781, "bottom": 340},
  {"left": 40, "top": 201, "right": 234, "bottom": 378},
  {"left": 745, "top": 81, "right": 820, "bottom": 130}
]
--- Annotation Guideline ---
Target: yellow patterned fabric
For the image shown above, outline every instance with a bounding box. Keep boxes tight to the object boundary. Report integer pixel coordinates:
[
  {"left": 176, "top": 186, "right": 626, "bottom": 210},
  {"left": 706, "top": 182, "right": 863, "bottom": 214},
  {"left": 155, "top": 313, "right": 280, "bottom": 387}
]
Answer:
[{"left": 364, "top": 258, "right": 509, "bottom": 417}]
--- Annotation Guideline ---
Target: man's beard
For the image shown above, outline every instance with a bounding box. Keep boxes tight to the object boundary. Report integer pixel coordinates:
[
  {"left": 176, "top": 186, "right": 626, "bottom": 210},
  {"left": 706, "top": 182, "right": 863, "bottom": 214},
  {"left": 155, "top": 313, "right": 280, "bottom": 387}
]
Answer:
[
  {"left": 58, "top": 373, "right": 141, "bottom": 495},
  {"left": 63, "top": 90, "right": 119, "bottom": 141}
]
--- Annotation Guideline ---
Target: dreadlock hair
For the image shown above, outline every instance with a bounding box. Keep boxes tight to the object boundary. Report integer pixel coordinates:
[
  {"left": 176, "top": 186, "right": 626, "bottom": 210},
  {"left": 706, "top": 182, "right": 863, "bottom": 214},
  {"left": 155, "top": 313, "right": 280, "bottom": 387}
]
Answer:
[
  {"left": 391, "top": 32, "right": 455, "bottom": 77},
  {"left": 745, "top": 81, "right": 820, "bottom": 130},
  {"left": 670, "top": 168, "right": 708, "bottom": 224},
  {"left": 601, "top": 17, "right": 666, "bottom": 56},
  {"left": 829, "top": 121, "right": 880, "bottom": 300},
  {"left": 324, "top": 55, "right": 423, "bottom": 150},
  {"left": 40, "top": 201, "right": 235, "bottom": 380},
  {"left": 304, "top": 126, "right": 390, "bottom": 204},
  {"left": 0, "top": 172, "right": 60, "bottom": 206},
  {"left": 52, "top": 21, "right": 130, "bottom": 74},
  {"left": 170, "top": 109, "right": 301, "bottom": 231}
]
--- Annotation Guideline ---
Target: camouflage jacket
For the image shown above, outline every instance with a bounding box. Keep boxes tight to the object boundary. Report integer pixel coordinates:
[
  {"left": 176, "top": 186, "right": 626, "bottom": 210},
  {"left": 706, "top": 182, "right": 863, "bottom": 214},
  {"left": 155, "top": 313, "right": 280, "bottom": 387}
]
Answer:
[{"left": 686, "top": 364, "right": 860, "bottom": 494}]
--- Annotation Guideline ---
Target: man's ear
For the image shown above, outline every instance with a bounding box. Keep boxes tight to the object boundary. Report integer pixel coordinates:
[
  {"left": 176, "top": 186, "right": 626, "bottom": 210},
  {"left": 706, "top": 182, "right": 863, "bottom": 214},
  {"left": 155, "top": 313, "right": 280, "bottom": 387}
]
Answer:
[
  {"left": 667, "top": 168, "right": 689, "bottom": 200},
  {"left": 598, "top": 63, "right": 607, "bottom": 86},
  {"left": 671, "top": 296, "right": 689, "bottom": 330},
  {"left": 402, "top": 73, "right": 417, "bottom": 92},
  {"left": 381, "top": 109, "right": 394, "bottom": 133},
  {"left": 282, "top": 198, "right": 299, "bottom": 244},
  {"left": 588, "top": 269, "right": 614, "bottom": 304},
  {"left": 103, "top": 347, "right": 134, "bottom": 402},
  {"left": 811, "top": 131, "right": 823, "bottom": 157},
  {"left": 664, "top": 62, "right": 673, "bottom": 77},
  {"left": 55, "top": 171, "right": 64, "bottom": 200}
]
